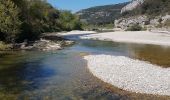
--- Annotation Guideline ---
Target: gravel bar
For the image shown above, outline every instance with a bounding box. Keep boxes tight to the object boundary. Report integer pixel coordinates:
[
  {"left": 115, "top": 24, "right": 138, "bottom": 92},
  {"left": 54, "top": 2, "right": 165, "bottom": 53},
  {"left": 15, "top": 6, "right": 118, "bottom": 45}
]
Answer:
[{"left": 84, "top": 55, "right": 170, "bottom": 96}]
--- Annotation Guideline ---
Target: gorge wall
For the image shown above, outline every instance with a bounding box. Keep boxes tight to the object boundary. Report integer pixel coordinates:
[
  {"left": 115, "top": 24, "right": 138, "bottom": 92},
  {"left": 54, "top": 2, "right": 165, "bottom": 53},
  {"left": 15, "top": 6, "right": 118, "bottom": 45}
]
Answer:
[
  {"left": 115, "top": 0, "right": 170, "bottom": 31},
  {"left": 121, "top": 0, "right": 144, "bottom": 13}
]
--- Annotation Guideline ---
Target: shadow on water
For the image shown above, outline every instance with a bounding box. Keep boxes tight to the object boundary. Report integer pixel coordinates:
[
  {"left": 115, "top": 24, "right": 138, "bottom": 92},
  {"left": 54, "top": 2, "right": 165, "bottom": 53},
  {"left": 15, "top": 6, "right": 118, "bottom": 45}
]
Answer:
[{"left": 0, "top": 53, "right": 56, "bottom": 94}]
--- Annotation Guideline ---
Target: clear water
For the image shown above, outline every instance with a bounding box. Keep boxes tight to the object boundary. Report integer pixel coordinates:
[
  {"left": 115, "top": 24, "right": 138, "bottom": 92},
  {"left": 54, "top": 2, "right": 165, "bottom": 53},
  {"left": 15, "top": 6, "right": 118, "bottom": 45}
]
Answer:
[{"left": 0, "top": 39, "right": 170, "bottom": 100}]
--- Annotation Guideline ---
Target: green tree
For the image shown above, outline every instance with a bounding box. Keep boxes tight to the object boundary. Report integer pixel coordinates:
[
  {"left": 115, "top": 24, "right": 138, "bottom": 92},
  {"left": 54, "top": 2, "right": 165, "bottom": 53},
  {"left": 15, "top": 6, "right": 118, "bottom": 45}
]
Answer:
[
  {"left": 0, "top": 0, "right": 21, "bottom": 43},
  {"left": 59, "top": 10, "right": 82, "bottom": 31},
  {"left": 17, "top": 0, "right": 61, "bottom": 41},
  {"left": 0, "top": 0, "right": 83, "bottom": 43}
]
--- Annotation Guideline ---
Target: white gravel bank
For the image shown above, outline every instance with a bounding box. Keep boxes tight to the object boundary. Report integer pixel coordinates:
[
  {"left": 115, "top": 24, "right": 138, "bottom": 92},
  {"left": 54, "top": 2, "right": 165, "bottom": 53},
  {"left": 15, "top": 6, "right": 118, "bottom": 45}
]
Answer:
[
  {"left": 80, "top": 31, "right": 170, "bottom": 46},
  {"left": 84, "top": 55, "right": 170, "bottom": 96}
]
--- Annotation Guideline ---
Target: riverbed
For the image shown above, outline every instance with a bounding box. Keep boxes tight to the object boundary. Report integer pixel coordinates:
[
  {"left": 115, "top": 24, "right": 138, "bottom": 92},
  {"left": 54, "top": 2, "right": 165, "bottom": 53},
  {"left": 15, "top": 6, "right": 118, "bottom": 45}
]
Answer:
[{"left": 0, "top": 33, "right": 170, "bottom": 99}]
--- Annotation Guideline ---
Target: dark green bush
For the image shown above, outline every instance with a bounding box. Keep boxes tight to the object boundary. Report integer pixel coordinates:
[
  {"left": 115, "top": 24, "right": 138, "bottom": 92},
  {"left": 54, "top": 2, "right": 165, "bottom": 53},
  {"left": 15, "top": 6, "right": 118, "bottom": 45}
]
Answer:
[{"left": 126, "top": 24, "right": 143, "bottom": 31}]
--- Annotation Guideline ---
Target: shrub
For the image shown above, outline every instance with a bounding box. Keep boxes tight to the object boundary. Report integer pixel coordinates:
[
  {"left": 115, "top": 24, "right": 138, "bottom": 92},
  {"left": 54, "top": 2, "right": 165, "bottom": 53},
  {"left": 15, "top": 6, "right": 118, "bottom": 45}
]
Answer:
[
  {"left": 0, "top": 41, "right": 11, "bottom": 50},
  {"left": 126, "top": 24, "right": 143, "bottom": 31}
]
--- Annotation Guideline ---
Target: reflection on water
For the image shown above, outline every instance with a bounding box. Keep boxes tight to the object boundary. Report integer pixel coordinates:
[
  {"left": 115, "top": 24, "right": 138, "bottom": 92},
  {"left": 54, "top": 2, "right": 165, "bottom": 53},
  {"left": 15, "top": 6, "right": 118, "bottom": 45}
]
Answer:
[
  {"left": 128, "top": 45, "right": 170, "bottom": 68},
  {"left": 79, "top": 40, "right": 170, "bottom": 68},
  {"left": 0, "top": 40, "right": 170, "bottom": 99}
]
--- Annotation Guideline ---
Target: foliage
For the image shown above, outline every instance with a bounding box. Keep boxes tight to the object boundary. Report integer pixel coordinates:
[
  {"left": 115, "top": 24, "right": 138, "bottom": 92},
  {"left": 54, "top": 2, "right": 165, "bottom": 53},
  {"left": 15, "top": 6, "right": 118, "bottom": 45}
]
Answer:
[
  {"left": 83, "top": 23, "right": 114, "bottom": 31},
  {"left": 16, "top": 0, "right": 63, "bottom": 42},
  {"left": 126, "top": 24, "right": 143, "bottom": 31},
  {"left": 0, "top": 0, "right": 21, "bottom": 43},
  {"left": 0, "top": 0, "right": 83, "bottom": 43},
  {"left": 59, "top": 10, "right": 82, "bottom": 31},
  {"left": 0, "top": 41, "right": 11, "bottom": 50}
]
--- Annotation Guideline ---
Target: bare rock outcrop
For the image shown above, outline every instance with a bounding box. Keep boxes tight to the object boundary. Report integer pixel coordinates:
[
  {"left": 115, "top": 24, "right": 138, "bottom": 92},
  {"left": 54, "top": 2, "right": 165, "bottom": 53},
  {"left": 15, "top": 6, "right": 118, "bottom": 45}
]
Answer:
[
  {"left": 114, "top": 15, "right": 149, "bottom": 30},
  {"left": 121, "top": 0, "right": 144, "bottom": 13},
  {"left": 115, "top": 15, "right": 170, "bottom": 30}
]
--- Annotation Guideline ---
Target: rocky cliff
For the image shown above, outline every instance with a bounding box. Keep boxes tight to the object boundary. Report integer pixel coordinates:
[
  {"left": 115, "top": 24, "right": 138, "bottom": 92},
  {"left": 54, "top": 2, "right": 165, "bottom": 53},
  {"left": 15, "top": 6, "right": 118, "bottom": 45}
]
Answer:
[
  {"left": 115, "top": 0, "right": 170, "bottom": 31},
  {"left": 115, "top": 15, "right": 170, "bottom": 30},
  {"left": 121, "top": 0, "right": 144, "bottom": 13}
]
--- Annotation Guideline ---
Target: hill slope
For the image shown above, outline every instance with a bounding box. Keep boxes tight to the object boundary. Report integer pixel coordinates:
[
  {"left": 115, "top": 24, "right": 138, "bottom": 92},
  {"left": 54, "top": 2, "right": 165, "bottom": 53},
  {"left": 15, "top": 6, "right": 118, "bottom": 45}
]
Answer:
[
  {"left": 122, "top": 0, "right": 170, "bottom": 17},
  {"left": 115, "top": 0, "right": 170, "bottom": 30},
  {"left": 76, "top": 2, "right": 129, "bottom": 25}
]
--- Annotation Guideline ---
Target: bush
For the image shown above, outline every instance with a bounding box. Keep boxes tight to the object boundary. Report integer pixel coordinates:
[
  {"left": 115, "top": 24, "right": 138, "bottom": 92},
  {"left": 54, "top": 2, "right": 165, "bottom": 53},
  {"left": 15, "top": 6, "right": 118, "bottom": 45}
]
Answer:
[
  {"left": 0, "top": 41, "right": 11, "bottom": 50},
  {"left": 126, "top": 24, "right": 143, "bottom": 31}
]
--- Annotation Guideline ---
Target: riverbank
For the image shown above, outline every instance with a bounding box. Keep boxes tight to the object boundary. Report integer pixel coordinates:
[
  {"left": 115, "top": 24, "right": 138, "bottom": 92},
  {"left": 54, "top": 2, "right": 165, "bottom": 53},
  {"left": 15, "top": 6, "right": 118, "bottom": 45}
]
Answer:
[
  {"left": 78, "top": 31, "right": 170, "bottom": 46},
  {"left": 20, "top": 39, "right": 74, "bottom": 51},
  {"left": 0, "top": 34, "right": 74, "bottom": 51},
  {"left": 84, "top": 54, "right": 170, "bottom": 96}
]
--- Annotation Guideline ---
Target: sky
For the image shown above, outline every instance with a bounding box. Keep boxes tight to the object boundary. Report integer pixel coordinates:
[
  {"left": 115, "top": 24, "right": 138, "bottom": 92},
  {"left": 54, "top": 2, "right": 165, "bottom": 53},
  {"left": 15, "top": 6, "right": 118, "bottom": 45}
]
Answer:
[{"left": 47, "top": 0, "right": 130, "bottom": 12}]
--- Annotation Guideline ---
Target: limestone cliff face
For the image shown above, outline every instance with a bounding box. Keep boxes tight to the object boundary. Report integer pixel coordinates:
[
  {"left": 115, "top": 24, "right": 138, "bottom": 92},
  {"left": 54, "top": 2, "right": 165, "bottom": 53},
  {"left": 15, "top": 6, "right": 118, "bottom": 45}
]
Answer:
[
  {"left": 114, "top": 15, "right": 170, "bottom": 30},
  {"left": 121, "top": 0, "right": 144, "bottom": 13},
  {"left": 114, "top": 15, "right": 149, "bottom": 30},
  {"left": 115, "top": 0, "right": 170, "bottom": 31}
]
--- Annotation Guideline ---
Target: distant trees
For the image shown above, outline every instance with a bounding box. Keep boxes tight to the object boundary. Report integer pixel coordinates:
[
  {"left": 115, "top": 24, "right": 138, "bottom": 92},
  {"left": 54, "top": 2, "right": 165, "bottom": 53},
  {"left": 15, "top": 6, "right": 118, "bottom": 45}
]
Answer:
[
  {"left": 77, "top": 2, "right": 128, "bottom": 25},
  {"left": 0, "top": 0, "right": 82, "bottom": 43}
]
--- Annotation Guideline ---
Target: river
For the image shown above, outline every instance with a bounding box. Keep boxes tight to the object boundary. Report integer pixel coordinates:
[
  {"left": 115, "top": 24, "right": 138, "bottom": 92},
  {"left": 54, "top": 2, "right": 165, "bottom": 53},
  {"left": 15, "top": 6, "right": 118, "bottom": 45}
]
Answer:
[{"left": 0, "top": 37, "right": 170, "bottom": 99}]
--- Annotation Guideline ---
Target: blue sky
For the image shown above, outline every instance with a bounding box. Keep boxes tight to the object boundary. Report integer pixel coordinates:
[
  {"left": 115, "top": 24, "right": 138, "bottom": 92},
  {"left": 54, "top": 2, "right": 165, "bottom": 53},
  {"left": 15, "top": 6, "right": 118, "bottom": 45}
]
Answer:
[{"left": 47, "top": 0, "right": 130, "bottom": 12}]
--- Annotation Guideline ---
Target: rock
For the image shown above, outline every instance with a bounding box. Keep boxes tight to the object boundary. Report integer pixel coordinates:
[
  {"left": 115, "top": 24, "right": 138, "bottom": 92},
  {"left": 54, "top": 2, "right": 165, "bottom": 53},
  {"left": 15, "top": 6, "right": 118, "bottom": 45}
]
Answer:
[
  {"left": 150, "top": 18, "right": 160, "bottom": 26},
  {"left": 121, "top": 0, "right": 144, "bottom": 13},
  {"left": 64, "top": 40, "right": 75, "bottom": 46},
  {"left": 116, "top": 0, "right": 170, "bottom": 31},
  {"left": 161, "top": 15, "right": 170, "bottom": 24},
  {"left": 115, "top": 14, "right": 170, "bottom": 31},
  {"left": 115, "top": 15, "right": 149, "bottom": 30},
  {"left": 32, "top": 39, "right": 62, "bottom": 51}
]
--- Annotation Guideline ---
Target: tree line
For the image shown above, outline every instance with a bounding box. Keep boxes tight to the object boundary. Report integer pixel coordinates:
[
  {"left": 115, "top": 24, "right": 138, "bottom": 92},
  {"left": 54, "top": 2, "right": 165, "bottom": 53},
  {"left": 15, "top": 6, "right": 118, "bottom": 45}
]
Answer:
[{"left": 0, "top": 0, "right": 82, "bottom": 43}]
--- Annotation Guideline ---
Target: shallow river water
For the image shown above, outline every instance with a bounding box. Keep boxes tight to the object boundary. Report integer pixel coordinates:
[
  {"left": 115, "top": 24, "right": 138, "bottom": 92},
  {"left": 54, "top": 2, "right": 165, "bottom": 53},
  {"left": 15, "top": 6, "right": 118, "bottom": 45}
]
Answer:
[{"left": 0, "top": 38, "right": 170, "bottom": 100}]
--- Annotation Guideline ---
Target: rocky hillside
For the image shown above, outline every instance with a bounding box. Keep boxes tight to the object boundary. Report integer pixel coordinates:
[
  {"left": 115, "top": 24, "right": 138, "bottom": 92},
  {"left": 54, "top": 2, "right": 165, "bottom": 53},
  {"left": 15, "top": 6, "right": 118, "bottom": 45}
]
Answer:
[
  {"left": 76, "top": 2, "right": 128, "bottom": 25},
  {"left": 121, "top": 0, "right": 144, "bottom": 13},
  {"left": 115, "top": 0, "right": 170, "bottom": 30}
]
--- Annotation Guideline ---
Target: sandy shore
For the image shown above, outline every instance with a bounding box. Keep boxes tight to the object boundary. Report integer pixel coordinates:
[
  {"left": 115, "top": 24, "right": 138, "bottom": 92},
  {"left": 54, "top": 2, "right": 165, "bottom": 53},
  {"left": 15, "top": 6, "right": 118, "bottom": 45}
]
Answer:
[
  {"left": 63, "top": 31, "right": 170, "bottom": 46},
  {"left": 84, "top": 55, "right": 170, "bottom": 96}
]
